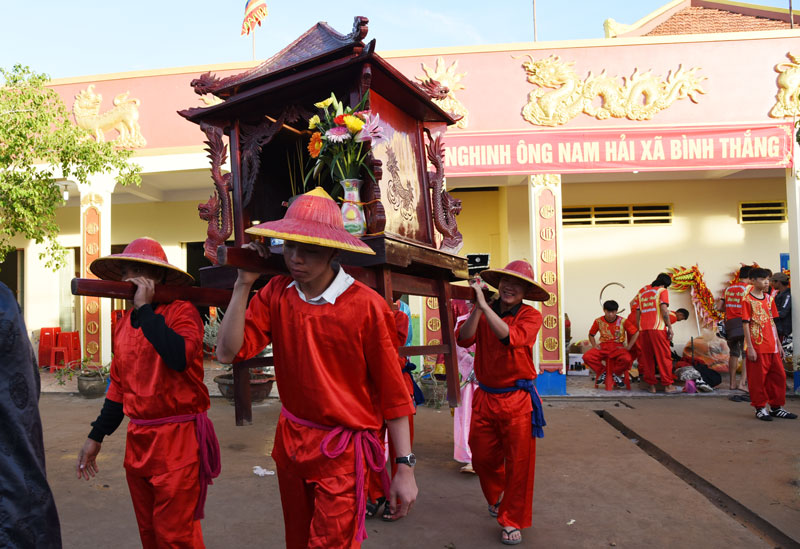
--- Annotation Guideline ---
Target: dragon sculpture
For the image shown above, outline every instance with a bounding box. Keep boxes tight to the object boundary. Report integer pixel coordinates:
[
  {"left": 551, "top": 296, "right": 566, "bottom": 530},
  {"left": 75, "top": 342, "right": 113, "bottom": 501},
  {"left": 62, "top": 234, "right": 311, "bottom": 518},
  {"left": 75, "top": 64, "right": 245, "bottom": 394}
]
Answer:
[
  {"left": 385, "top": 143, "right": 416, "bottom": 221},
  {"left": 520, "top": 55, "right": 706, "bottom": 127},
  {"left": 72, "top": 85, "right": 147, "bottom": 148},
  {"left": 424, "top": 128, "right": 462, "bottom": 254},
  {"left": 197, "top": 123, "right": 232, "bottom": 264},
  {"left": 415, "top": 57, "right": 468, "bottom": 129}
]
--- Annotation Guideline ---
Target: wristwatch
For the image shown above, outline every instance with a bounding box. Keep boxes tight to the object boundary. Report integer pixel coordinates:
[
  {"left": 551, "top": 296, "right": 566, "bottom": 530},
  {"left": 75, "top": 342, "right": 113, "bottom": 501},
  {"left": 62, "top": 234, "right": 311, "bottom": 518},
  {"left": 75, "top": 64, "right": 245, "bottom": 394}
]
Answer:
[{"left": 395, "top": 453, "right": 417, "bottom": 468}]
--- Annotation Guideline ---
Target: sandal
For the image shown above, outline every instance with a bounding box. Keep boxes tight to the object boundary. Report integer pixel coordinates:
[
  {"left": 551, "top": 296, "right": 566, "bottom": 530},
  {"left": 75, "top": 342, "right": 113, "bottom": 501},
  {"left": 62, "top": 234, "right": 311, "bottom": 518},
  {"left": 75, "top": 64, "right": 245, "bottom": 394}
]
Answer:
[
  {"left": 501, "top": 527, "right": 522, "bottom": 545},
  {"left": 381, "top": 500, "right": 394, "bottom": 521},
  {"left": 365, "top": 497, "right": 385, "bottom": 519},
  {"left": 488, "top": 502, "right": 500, "bottom": 518}
]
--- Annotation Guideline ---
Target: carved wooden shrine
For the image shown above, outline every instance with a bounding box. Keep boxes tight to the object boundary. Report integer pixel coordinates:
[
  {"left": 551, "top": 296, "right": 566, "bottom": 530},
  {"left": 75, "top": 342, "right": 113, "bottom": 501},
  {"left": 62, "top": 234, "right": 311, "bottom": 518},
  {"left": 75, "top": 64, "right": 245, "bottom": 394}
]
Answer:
[{"left": 179, "top": 17, "right": 469, "bottom": 425}]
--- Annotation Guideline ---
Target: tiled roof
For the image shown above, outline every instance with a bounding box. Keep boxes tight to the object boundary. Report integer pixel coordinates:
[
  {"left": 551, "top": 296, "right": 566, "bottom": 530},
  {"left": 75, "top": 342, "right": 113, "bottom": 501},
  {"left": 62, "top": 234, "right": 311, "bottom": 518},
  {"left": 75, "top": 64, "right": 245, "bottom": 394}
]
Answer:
[{"left": 646, "top": 6, "right": 791, "bottom": 35}]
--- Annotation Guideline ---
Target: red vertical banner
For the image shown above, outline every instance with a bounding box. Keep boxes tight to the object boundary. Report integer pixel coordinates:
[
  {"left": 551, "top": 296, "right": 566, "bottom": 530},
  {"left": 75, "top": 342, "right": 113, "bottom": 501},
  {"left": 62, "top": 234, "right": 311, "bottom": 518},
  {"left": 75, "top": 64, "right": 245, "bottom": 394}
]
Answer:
[
  {"left": 424, "top": 297, "right": 444, "bottom": 373},
  {"left": 83, "top": 206, "right": 101, "bottom": 364},
  {"left": 534, "top": 186, "right": 563, "bottom": 371}
]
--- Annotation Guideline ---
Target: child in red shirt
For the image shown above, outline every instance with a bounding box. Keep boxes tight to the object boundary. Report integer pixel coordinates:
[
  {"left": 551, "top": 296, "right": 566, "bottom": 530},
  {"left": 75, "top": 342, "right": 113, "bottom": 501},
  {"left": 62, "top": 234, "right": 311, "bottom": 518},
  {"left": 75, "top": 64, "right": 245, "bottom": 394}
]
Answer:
[
  {"left": 457, "top": 260, "right": 546, "bottom": 546},
  {"left": 584, "top": 300, "right": 638, "bottom": 389},
  {"left": 742, "top": 267, "right": 797, "bottom": 421},
  {"left": 76, "top": 238, "right": 219, "bottom": 549}
]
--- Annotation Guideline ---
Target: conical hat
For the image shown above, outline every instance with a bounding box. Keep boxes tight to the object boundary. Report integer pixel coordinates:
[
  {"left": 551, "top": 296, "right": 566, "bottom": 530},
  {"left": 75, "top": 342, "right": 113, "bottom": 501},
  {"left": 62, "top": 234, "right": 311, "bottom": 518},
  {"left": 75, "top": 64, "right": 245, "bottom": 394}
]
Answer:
[
  {"left": 90, "top": 237, "right": 194, "bottom": 286},
  {"left": 246, "top": 187, "right": 375, "bottom": 255},
  {"left": 479, "top": 260, "right": 549, "bottom": 301}
]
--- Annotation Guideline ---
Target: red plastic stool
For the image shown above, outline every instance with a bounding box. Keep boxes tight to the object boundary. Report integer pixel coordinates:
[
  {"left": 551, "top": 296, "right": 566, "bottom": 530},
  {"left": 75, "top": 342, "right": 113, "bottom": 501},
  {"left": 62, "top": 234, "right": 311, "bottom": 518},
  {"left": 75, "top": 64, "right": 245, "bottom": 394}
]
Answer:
[
  {"left": 38, "top": 327, "right": 61, "bottom": 367},
  {"left": 594, "top": 362, "right": 631, "bottom": 391},
  {"left": 49, "top": 346, "right": 69, "bottom": 372}
]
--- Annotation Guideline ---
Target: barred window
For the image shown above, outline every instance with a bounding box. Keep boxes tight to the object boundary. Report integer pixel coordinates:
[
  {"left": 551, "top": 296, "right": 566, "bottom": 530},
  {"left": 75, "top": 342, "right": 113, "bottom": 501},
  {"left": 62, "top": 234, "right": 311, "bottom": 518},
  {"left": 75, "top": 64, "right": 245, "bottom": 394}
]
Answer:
[
  {"left": 739, "top": 201, "right": 786, "bottom": 224},
  {"left": 563, "top": 204, "right": 672, "bottom": 226}
]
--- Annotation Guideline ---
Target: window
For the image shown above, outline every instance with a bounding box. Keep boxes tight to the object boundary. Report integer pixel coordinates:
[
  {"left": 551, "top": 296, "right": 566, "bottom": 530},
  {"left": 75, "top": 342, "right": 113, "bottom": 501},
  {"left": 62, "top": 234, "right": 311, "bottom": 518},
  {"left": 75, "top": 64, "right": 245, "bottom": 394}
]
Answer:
[
  {"left": 739, "top": 201, "right": 786, "bottom": 224},
  {"left": 562, "top": 204, "right": 672, "bottom": 226}
]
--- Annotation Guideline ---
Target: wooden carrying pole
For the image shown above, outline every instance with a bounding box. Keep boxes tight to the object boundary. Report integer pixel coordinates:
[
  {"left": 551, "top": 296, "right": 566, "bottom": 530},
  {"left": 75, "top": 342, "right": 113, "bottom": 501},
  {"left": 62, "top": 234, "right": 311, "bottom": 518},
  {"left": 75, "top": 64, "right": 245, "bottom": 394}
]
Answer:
[{"left": 71, "top": 278, "right": 233, "bottom": 308}]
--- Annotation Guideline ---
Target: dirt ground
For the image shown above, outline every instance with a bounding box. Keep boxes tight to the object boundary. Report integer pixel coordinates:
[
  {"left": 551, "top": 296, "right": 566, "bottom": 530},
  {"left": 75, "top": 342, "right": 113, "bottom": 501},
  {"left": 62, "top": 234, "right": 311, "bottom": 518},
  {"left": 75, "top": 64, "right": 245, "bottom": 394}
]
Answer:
[{"left": 41, "top": 389, "right": 800, "bottom": 549}]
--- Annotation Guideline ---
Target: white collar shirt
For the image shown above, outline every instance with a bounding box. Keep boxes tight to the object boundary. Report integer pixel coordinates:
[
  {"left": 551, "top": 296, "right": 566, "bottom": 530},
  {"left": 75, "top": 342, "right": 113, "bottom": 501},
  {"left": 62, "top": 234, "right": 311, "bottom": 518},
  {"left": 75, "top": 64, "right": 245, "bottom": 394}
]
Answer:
[{"left": 288, "top": 267, "right": 354, "bottom": 305}]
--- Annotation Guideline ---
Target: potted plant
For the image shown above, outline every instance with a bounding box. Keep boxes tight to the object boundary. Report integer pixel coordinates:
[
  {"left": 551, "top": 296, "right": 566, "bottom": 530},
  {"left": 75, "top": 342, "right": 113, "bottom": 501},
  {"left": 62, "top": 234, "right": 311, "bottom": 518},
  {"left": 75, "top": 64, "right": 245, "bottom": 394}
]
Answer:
[
  {"left": 54, "top": 357, "right": 110, "bottom": 399},
  {"left": 204, "top": 312, "right": 276, "bottom": 403}
]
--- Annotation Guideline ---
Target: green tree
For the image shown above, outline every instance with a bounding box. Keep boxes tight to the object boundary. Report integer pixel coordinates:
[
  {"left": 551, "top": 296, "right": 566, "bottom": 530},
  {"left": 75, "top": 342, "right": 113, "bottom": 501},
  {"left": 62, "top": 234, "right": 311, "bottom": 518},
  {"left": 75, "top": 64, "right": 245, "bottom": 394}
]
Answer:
[{"left": 0, "top": 64, "right": 140, "bottom": 268}]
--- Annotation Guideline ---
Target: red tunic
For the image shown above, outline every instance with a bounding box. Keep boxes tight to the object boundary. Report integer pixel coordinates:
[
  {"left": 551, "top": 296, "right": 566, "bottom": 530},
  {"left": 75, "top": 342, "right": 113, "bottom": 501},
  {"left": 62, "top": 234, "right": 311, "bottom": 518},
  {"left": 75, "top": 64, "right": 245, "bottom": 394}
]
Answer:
[
  {"left": 236, "top": 276, "right": 414, "bottom": 431},
  {"left": 107, "top": 301, "right": 208, "bottom": 476},
  {"left": 742, "top": 292, "right": 780, "bottom": 354},
  {"left": 457, "top": 303, "right": 542, "bottom": 530},
  {"left": 637, "top": 287, "right": 670, "bottom": 331},
  {"left": 724, "top": 283, "right": 749, "bottom": 320}
]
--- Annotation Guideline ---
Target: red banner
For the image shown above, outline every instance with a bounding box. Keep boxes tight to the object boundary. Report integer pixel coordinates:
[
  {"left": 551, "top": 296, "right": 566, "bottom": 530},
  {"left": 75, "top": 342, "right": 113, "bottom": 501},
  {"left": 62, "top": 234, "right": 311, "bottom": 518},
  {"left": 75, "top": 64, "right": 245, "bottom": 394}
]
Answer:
[{"left": 442, "top": 123, "right": 793, "bottom": 177}]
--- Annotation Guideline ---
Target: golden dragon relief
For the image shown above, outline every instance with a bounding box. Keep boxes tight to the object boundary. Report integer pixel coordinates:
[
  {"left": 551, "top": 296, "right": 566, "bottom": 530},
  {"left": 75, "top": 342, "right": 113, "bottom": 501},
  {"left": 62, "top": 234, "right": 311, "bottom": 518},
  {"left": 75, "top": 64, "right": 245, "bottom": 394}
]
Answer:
[
  {"left": 769, "top": 52, "right": 800, "bottom": 118},
  {"left": 415, "top": 57, "right": 469, "bottom": 129},
  {"left": 519, "top": 55, "right": 706, "bottom": 127},
  {"left": 72, "top": 85, "right": 146, "bottom": 148}
]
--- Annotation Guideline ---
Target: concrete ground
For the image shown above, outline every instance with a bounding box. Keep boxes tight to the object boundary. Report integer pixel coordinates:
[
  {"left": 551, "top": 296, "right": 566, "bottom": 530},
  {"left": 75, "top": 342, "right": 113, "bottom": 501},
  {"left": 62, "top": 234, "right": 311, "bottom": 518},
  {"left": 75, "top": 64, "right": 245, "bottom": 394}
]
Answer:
[{"left": 41, "top": 369, "right": 800, "bottom": 549}]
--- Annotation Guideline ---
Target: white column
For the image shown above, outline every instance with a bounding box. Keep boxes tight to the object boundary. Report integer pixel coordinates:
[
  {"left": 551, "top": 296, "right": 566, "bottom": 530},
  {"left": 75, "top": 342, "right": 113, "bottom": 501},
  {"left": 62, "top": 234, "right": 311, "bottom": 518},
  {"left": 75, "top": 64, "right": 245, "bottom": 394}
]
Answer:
[{"left": 77, "top": 173, "right": 117, "bottom": 365}]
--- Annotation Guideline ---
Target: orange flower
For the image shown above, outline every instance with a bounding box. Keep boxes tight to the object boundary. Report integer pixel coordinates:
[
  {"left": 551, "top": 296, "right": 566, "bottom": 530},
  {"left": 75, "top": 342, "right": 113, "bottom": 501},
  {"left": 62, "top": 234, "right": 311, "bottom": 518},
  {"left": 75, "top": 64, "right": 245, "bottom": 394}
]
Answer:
[{"left": 307, "top": 132, "right": 323, "bottom": 158}]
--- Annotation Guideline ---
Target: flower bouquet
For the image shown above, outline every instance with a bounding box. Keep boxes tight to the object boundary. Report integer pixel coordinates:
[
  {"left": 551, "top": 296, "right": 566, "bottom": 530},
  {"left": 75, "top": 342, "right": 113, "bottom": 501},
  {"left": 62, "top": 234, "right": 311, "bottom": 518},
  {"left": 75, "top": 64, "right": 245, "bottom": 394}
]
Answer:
[{"left": 305, "top": 92, "right": 384, "bottom": 235}]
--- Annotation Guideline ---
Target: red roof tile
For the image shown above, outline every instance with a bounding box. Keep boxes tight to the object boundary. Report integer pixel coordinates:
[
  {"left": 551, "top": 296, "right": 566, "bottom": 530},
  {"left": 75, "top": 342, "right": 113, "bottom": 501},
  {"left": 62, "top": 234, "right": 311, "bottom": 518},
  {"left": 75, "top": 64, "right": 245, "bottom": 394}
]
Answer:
[{"left": 646, "top": 6, "right": 791, "bottom": 35}]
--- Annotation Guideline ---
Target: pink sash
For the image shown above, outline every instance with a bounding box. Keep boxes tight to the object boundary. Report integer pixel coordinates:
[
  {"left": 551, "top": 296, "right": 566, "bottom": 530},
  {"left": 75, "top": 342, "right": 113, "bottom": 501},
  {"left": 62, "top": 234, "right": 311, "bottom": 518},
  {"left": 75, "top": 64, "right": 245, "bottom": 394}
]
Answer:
[
  {"left": 280, "top": 407, "right": 390, "bottom": 543},
  {"left": 129, "top": 411, "right": 221, "bottom": 520}
]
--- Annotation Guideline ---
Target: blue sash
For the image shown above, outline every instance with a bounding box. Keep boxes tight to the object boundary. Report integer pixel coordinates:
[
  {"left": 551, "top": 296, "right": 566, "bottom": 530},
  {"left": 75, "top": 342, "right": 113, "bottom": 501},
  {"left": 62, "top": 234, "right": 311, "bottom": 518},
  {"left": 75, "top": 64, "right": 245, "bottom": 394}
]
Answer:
[
  {"left": 402, "top": 360, "right": 425, "bottom": 406},
  {"left": 478, "top": 379, "right": 546, "bottom": 438}
]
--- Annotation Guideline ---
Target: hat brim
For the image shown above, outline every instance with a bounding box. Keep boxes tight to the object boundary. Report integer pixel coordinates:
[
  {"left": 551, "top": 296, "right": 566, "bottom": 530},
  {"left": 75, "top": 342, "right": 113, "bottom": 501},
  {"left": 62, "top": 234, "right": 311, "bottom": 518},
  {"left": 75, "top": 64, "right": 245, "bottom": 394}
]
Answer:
[
  {"left": 90, "top": 255, "right": 194, "bottom": 286},
  {"left": 246, "top": 219, "right": 375, "bottom": 255},
  {"left": 479, "top": 268, "right": 549, "bottom": 301}
]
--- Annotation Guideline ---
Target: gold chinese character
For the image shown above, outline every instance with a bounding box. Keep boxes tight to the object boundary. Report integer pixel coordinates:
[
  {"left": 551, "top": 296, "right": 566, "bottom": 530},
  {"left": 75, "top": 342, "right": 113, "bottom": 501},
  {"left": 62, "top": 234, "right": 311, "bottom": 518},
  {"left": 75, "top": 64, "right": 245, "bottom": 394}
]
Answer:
[
  {"left": 427, "top": 317, "right": 441, "bottom": 332},
  {"left": 543, "top": 337, "right": 559, "bottom": 352},
  {"left": 539, "top": 205, "right": 554, "bottom": 219},
  {"left": 541, "top": 249, "right": 556, "bottom": 263},
  {"left": 541, "top": 271, "right": 557, "bottom": 285},
  {"left": 543, "top": 314, "right": 558, "bottom": 329},
  {"left": 544, "top": 292, "right": 557, "bottom": 307},
  {"left": 540, "top": 227, "right": 555, "bottom": 241}
]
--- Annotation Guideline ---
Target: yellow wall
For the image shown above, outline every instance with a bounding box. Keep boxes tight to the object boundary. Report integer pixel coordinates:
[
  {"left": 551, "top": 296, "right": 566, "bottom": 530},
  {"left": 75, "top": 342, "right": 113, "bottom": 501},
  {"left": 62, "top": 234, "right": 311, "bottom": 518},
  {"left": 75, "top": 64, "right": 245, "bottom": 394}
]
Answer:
[
  {"left": 451, "top": 190, "right": 507, "bottom": 268},
  {"left": 561, "top": 177, "right": 788, "bottom": 350}
]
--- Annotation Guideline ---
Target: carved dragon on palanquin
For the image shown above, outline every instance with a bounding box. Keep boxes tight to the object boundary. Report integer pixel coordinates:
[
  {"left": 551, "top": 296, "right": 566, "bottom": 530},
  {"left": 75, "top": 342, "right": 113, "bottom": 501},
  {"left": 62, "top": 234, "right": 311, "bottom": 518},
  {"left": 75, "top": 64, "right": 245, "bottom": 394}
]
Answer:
[
  {"left": 520, "top": 55, "right": 706, "bottom": 126},
  {"left": 424, "top": 128, "right": 462, "bottom": 254},
  {"left": 197, "top": 123, "right": 232, "bottom": 264}
]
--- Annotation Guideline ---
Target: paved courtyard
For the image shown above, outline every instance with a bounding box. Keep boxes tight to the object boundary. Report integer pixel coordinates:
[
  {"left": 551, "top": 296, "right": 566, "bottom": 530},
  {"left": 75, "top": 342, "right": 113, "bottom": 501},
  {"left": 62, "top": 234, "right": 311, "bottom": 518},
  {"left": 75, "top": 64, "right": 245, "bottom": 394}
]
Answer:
[{"left": 40, "top": 371, "right": 800, "bottom": 548}]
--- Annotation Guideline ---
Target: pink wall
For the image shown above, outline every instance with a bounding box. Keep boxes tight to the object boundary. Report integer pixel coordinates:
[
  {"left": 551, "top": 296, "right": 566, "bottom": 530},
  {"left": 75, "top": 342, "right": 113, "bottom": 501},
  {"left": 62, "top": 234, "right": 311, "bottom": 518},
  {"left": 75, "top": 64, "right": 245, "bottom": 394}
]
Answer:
[{"left": 49, "top": 35, "right": 800, "bottom": 150}]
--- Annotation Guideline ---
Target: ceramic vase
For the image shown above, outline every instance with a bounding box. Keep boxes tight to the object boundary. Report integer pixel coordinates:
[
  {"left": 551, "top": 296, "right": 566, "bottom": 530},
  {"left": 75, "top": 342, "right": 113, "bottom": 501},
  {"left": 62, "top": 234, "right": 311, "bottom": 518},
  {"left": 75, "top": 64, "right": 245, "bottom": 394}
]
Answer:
[{"left": 339, "top": 178, "right": 367, "bottom": 236}]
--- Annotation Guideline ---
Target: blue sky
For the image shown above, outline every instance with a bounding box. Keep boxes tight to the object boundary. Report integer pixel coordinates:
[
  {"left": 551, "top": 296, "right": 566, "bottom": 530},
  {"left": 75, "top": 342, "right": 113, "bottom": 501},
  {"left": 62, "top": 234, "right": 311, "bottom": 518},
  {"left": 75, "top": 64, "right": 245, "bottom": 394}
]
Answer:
[{"left": 0, "top": 0, "right": 794, "bottom": 79}]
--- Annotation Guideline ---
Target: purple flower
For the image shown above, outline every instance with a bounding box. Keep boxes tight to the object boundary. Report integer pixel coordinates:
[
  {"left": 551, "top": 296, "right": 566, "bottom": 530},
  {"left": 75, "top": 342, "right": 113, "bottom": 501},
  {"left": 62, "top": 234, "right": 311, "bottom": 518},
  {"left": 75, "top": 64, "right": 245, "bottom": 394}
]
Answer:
[
  {"left": 325, "top": 126, "right": 351, "bottom": 143},
  {"left": 355, "top": 113, "right": 385, "bottom": 144}
]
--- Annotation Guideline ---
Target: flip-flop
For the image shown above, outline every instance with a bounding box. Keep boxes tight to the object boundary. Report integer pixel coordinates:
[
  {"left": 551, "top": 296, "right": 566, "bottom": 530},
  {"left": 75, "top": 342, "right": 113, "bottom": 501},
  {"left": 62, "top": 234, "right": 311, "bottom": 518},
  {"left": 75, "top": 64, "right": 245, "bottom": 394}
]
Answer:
[
  {"left": 381, "top": 501, "right": 394, "bottom": 522},
  {"left": 728, "top": 394, "right": 750, "bottom": 402},
  {"left": 488, "top": 501, "right": 500, "bottom": 518},
  {"left": 501, "top": 527, "right": 522, "bottom": 545},
  {"left": 365, "top": 497, "right": 385, "bottom": 518}
]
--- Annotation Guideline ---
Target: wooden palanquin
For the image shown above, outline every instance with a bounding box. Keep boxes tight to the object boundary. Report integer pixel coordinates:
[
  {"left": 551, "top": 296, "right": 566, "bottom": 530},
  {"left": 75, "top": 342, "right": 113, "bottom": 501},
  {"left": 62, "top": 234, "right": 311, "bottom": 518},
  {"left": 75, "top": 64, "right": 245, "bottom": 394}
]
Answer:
[{"left": 179, "top": 17, "right": 468, "bottom": 424}]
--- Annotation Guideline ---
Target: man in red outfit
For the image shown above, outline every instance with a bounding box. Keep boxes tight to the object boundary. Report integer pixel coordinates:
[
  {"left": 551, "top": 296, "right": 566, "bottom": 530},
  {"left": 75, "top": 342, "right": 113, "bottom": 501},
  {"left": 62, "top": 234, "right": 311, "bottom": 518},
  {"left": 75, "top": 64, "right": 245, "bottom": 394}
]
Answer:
[
  {"left": 716, "top": 266, "right": 752, "bottom": 390},
  {"left": 76, "top": 238, "right": 219, "bottom": 548},
  {"left": 584, "top": 300, "right": 638, "bottom": 390},
  {"left": 458, "top": 260, "right": 546, "bottom": 546},
  {"left": 636, "top": 273, "right": 678, "bottom": 393},
  {"left": 742, "top": 267, "right": 797, "bottom": 421},
  {"left": 216, "top": 187, "right": 416, "bottom": 548}
]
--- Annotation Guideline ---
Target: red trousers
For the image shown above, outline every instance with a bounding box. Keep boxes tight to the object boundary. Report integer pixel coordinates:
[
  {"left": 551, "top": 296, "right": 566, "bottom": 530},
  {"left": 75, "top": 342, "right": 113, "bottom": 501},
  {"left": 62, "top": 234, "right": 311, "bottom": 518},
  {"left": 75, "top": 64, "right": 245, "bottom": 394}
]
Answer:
[
  {"left": 746, "top": 352, "right": 787, "bottom": 409},
  {"left": 273, "top": 415, "right": 367, "bottom": 548},
  {"left": 637, "top": 330, "right": 674, "bottom": 385},
  {"left": 468, "top": 391, "right": 536, "bottom": 530},
  {"left": 583, "top": 343, "right": 632, "bottom": 376},
  {"left": 126, "top": 462, "right": 204, "bottom": 549}
]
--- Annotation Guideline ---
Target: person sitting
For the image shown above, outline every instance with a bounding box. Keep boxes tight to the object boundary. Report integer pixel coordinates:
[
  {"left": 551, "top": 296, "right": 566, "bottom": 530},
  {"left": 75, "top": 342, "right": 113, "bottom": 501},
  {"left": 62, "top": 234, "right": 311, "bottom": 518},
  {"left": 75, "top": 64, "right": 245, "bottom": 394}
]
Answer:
[{"left": 584, "top": 300, "right": 638, "bottom": 389}]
